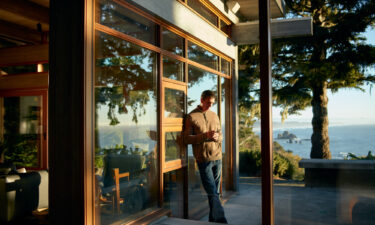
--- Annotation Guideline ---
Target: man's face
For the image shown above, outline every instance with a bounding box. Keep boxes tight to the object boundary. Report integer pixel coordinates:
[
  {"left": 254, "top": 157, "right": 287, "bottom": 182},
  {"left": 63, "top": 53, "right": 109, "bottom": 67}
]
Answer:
[{"left": 200, "top": 97, "right": 215, "bottom": 111}]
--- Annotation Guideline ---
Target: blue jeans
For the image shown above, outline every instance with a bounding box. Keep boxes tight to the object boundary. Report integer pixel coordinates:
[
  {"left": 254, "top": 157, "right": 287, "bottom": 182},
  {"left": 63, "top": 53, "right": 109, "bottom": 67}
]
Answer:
[{"left": 197, "top": 160, "right": 228, "bottom": 223}]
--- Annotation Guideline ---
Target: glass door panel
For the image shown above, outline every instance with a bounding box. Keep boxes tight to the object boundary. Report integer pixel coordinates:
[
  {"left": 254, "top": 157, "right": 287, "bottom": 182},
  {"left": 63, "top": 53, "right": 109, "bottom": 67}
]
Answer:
[
  {"left": 162, "top": 80, "right": 187, "bottom": 124},
  {"left": 94, "top": 30, "right": 158, "bottom": 224},
  {"left": 163, "top": 169, "right": 184, "bottom": 218},
  {"left": 0, "top": 91, "right": 47, "bottom": 169},
  {"left": 162, "top": 126, "right": 186, "bottom": 172},
  {"left": 161, "top": 78, "right": 187, "bottom": 218}
]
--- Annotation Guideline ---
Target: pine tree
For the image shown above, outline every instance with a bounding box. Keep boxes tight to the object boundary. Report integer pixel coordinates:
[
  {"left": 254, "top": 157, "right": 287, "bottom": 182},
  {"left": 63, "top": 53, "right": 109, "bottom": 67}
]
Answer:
[{"left": 239, "top": 0, "right": 375, "bottom": 159}]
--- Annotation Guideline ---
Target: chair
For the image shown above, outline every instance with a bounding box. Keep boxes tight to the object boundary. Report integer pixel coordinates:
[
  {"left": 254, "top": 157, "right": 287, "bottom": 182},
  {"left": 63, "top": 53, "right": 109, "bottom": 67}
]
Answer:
[{"left": 112, "top": 168, "right": 129, "bottom": 215}]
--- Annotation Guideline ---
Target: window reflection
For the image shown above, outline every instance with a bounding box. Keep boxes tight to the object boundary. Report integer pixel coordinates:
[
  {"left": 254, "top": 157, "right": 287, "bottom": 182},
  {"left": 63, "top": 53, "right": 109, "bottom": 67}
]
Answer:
[
  {"left": 221, "top": 58, "right": 230, "bottom": 75},
  {"left": 0, "top": 96, "right": 41, "bottom": 168},
  {"left": 163, "top": 56, "right": 185, "bottom": 81},
  {"left": 187, "top": 0, "right": 218, "bottom": 26},
  {"left": 221, "top": 77, "right": 230, "bottom": 192},
  {"left": 95, "top": 31, "right": 158, "bottom": 224},
  {"left": 163, "top": 169, "right": 184, "bottom": 217},
  {"left": 162, "top": 28, "right": 184, "bottom": 56},
  {"left": 97, "top": 0, "right": 157, "bottom": 46},
  {"left": 187, "top": 65, "right": 218, "bottom": 217},
  {"left": 188, "top": 42, "right": 219, "bottom": 71},
  {"left": 165, "top": 131, "right": 184, "bottom": 162},
  {"left": 164, "top": 88, "right": 185, "bottom": 118},
  {"left": 187, "top": 65, "right": 218, "bottom": 114}
]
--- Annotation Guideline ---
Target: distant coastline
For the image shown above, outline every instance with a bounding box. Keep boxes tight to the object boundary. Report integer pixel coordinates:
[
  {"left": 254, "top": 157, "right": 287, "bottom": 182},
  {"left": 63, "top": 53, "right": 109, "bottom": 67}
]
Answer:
[
  {"left": 256, "top": 124, "right": 375, "bottom": 159},
  {"left": 253, "top": 120, "right": 375, "bottom": 132}
]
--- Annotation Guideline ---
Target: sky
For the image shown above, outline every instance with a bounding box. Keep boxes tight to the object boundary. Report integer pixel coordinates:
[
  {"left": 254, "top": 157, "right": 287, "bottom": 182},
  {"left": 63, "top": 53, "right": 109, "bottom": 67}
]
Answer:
[{"left": 273, "top": 27, "right": 375, "bottom": 125}]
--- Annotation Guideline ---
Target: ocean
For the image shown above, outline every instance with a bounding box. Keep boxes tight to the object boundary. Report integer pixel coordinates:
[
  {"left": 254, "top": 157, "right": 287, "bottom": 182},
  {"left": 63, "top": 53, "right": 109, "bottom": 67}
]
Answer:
[{"left": 268, "top": 124, "right": 375, "bottom": 159}]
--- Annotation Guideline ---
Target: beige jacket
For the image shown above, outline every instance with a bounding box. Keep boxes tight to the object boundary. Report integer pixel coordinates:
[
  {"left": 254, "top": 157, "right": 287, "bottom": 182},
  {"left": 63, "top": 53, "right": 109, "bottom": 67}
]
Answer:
[{"left": 184, "top": 106, "right": 222, "bottom": 163}]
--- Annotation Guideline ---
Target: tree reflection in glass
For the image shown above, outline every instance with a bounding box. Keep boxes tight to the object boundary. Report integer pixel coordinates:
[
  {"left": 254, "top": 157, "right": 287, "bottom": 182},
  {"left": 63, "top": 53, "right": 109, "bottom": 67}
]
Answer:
[
  {"left": 162, "top": 28, "right": 184, "bottom": 56},
  {"left": 187, "top": 65, "right": 218, "bottom": 114},
  {"left": 163, "top": 56, "right": 184, "bottom": 81},
  {"left": 164, "top": 88, "right": 185, "bottom": 118},
  {"left": 97, "top": 0, "right": 157, "bottom": 46},
  {"left": 188, "top": 42, "right": 219, "bottom": 71},
  {"left": 95, "top": 31, "right": 158, "bottom": 223}
]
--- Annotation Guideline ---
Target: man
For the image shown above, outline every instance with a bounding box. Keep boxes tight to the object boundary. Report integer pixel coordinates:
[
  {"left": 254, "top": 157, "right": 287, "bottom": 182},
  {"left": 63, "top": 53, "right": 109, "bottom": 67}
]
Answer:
[{"left": 184, "top": 90, "right": 228, "bottom": 223}]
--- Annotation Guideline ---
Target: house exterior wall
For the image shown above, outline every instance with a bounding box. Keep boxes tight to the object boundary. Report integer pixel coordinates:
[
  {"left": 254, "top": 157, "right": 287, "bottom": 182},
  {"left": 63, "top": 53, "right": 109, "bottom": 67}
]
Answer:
[{"left": 133, "top": 0, "right": 237, "bottom": 59}]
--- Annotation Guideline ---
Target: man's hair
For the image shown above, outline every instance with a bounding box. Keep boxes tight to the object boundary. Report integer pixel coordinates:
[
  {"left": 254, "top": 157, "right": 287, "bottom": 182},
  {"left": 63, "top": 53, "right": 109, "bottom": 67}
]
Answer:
[{"left": 201, "top": 90, "right": 216, "bottom": 100}]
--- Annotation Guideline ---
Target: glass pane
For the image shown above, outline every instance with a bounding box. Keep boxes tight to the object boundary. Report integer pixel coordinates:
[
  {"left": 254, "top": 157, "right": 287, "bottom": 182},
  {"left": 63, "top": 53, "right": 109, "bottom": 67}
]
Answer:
[
  {"left": 162, "top": 28, "right": 184, "bottom": 56},
  {"left": 187, "top": 65, "right": 218, "bottom": 217},
  {"left": 220, "top": 20, "right": 230, "bottom": 35},
  {"left": 163, "top": 169, "right": 184, "bottom": 218},
  {"left": 164, "top": 88, "right": 185, "bottom": 118},
  {"left": 187, "top": 65, "right": 218, "bottom": 114},
  {"left": 1, "top": 96, "right": 42, "bottom": 168},
  {"left": 221, "top": 58, "right": 230, "bottom": 75},
  {"left": 188, "top": 42, "right": 219, "bottom": 70},
  {"left": 95, "top": 31, "right": 158, "bottom": 224},
  {"left": 165, "top": 131, "right": 183, "bottom": 162},
  {"left": 163, "top": 56, "right": 185, "bottom": 81},
  {"left": 97, "top": 0, "right": 157, "bottom": 46},
  {"left": 221, "top": 77, "right": 230, "bottom": 193},
  {"left": 187, "top": 0, "right": 218, "bottom": 26}
]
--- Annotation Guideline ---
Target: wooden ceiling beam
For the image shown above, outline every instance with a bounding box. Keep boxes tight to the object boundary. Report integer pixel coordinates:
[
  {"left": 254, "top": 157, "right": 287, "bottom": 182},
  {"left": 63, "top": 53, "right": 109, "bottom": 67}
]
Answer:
[
  {"left": 0, "top": 72, "right": 48, "bottom": 90},
  {"left": 0, "top": 19, "right": 42, "bottom": 44},
  {"left": 0, "top": 44, "right": 48, "bottom": 66},
  {"left": 0, "top": 0, "right": 49, "bottom": 24}
]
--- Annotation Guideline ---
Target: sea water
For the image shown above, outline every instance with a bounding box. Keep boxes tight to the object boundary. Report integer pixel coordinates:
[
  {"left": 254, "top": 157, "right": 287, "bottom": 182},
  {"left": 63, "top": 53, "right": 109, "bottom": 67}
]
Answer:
[{"left": 269, "top": 124, "right": 375, "bottom": 159}]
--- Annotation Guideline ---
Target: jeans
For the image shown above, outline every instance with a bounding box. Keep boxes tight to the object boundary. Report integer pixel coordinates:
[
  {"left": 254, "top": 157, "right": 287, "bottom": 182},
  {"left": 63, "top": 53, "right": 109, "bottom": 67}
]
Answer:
[{"left": 197, "top": 160, "right": 228, "bottom": 223}]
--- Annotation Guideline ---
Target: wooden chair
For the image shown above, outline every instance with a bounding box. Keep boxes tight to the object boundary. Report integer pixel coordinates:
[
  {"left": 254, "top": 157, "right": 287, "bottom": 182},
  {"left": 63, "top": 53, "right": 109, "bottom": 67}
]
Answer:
[{"left": 112, "top": 168, "right": 130, "bottom": 215}]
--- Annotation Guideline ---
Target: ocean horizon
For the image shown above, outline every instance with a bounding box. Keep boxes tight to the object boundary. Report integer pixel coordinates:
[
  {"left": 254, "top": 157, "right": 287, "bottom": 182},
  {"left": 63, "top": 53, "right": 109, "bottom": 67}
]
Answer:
[{"left": 256, "top": 124, "right": 375, "bottom": 159}]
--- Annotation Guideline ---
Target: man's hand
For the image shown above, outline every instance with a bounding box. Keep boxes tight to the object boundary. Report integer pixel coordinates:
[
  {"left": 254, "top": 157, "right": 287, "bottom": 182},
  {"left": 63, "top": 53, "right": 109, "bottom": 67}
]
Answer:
[{"left": 206, "top": 131, "right": 219, "bottom": 141}]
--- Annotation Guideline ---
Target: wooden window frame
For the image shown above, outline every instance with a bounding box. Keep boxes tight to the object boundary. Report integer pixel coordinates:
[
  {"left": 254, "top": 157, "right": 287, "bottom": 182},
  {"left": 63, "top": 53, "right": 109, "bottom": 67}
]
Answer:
[
  {"left": 96, "top": 24, "right": 231, "bottom": 79},
  {"left": 0, "top": 89, "right": 48, "bottom": 170},
  {"left": 91, "top": 0, "right": 234, "bottom": 223},
  {"left": 109, "top": 0, "right": 234, "bottom": 72},
  {"left": 176, "top": 0, "right": 232, "bottom": 37},
  {"left": 162, "top": 80, "right": 187, "bottom": 125},
  {"left": 162, "top": 125, "right": 187, "bottom": 173}
]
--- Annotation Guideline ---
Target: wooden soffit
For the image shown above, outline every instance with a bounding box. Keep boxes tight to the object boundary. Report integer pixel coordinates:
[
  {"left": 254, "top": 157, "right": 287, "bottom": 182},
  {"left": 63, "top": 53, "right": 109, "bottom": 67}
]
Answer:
[
  {"left": 232, "top": 17, "right": 313, "bottom": 45},
  {"left": 0, "top": 44, "right": 49, "bottom": 66},
  {"left": 0, "top": 72, "right": 48, "bottom": 90}
]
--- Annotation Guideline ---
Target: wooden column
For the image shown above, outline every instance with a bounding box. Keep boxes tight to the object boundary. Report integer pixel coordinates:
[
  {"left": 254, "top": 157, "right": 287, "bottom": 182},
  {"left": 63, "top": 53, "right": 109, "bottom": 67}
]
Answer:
[
  {"left": 259, "top": 0, "right": 274, "bottom": 225},
  {"left": 49, "top": 0, "right": 94, "bottom": 225}
]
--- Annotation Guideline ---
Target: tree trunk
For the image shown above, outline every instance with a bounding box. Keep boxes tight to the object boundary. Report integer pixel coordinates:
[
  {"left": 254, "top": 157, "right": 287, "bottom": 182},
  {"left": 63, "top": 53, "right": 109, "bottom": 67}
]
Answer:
[{"left": 310, "top": 81, "right": 331, "bottom": 159}]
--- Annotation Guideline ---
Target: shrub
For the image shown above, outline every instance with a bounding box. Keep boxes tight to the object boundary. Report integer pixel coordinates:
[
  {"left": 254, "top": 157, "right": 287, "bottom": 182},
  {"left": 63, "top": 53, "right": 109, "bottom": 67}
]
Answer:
[
  {"left": 345, "top": 151, "right": 375, "bottom": 160},
  {"left": 239, "top": 136, "right": 304, "bottom": 180}
]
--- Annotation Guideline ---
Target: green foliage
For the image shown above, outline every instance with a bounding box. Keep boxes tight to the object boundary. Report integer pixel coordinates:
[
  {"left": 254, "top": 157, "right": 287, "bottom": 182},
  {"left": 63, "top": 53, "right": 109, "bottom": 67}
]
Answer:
[
  {"left": 344, "top": 151, "right": 375, "bottom": 160},
  {"left": 239, "top": 0, "right": 375, "bottom": 158},
  {"left": 239, "top": 132, "right": 304, "bottom": 180},
  {"left": 95, "top": 32, "right": 157, "bottom": 126},
  {"left": 2, "top": 135, "right": 38, "bottom": 167}
]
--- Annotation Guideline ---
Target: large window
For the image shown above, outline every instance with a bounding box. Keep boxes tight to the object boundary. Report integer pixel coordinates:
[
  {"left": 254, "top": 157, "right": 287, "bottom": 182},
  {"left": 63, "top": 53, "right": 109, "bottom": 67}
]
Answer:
[
  {"left": 93, "top": 0, "right": 233, "bottom": 223},
  {"left": 95, "top": 13, "right": 158, "bottom": 223}
]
